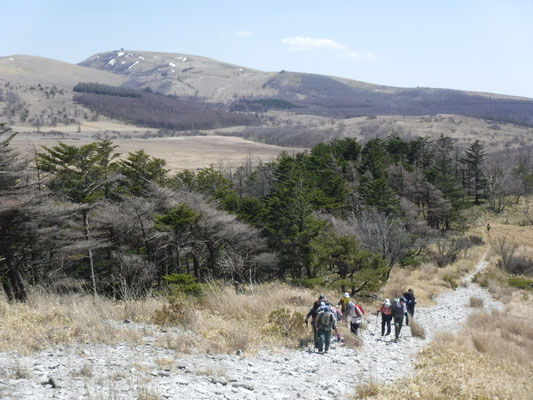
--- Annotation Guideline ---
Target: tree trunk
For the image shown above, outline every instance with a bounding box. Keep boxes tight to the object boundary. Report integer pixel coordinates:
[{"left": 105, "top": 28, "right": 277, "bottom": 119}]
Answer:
[
  {"left": 6, "top": 255, "right": 27, "bottom": 302},
  {"left": 190, "top": 252, "right": 201, "bottom": 280},
  {"left": 83, "top": 210, "right": 97, "bottom": 296}
]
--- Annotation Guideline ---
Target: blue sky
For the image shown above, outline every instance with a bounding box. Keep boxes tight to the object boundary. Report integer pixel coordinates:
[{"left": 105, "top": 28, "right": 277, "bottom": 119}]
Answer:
[{"left": 2, "top": 0, "right": 533, "bottom": 98}]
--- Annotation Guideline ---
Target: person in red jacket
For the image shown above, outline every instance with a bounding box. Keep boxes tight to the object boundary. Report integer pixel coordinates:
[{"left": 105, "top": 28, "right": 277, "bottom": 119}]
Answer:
[{"left": 377, "top": 298, "right": 393, "bottom": 336}]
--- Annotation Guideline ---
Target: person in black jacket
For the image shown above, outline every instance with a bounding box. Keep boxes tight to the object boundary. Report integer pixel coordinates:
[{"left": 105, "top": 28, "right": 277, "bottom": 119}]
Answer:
[
  {"left": 404, "top": 289, "right": 416, "bottom": 325},
  {"left": 392, "top": 297, "right": 408, "bottom": 340},
  {"left": 305, "top": 300, "right": 322, "bottom": 348}
]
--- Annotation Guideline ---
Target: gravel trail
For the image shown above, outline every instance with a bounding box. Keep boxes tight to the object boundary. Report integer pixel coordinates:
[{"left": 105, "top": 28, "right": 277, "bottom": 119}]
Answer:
[{"left": 0, "top": 254, "right": 503, "bottom": 400}]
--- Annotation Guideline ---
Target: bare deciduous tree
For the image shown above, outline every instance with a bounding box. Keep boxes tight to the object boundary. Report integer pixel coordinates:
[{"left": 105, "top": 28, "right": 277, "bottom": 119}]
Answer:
[{"left": 347, "top": 208, "right": 411, "bottom": 279}]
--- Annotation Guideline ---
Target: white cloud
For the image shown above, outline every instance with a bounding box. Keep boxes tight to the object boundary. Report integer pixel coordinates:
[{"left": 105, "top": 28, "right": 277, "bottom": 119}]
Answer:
[
  {"left": 236, "top": 30, "right": 252, "bottom": 37},
  {"left": 281, "top": 36, "right": 374, "bottom": 60}
]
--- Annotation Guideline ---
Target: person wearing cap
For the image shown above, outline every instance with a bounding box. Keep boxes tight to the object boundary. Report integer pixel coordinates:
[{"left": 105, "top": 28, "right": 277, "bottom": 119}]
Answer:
[
  {"left": 337, "top": 292, "right": 352, "bottom": 315},
  {"left": 392, "top": 297, "right": 408, "bottom": 340},
  {"left": 377, "top": 298, "right": 393, "bottom": 336},
  {"left": 346, "top": 301, "right": 363, "bottom": 335}
]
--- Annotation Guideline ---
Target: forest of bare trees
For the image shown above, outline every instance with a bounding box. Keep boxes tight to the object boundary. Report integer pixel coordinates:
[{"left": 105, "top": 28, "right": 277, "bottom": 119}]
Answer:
[{"left": 73, "top": 83, "right": 258, "bottom": 131}]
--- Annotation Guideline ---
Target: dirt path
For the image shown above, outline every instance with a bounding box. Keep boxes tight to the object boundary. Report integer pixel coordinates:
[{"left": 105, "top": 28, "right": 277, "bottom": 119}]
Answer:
[{"left": 0, "top": 254, "right": 503, "bottom": 400}]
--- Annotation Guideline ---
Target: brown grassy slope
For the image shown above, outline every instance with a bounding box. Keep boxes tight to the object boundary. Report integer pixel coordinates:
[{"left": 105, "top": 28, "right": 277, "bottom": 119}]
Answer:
[
  {"left": 0, "top": 55, "right": 125, "bottom": 129},
  {"left": 0, "top": 55, "right": 125, "bottom": 88}
]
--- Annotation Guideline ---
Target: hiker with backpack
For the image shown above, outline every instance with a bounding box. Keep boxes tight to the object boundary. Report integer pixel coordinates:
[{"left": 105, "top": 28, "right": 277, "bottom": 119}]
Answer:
[
  {"left": 337, "top": 292, "right": 352, "bottom": 314},
  {"left": 315, "top": 302, "right": 337, "bottom": 353},
  {"left": 346, "top": 301, "right": 364, "bottom": 335},
  {"left": 305, "top": 300, "right": 322, "bottom": 348},
  {"left": 392, "top": 297, "right": 408, "bottom": 340},
  {"left": 330, "top": 304, "right": 342, "bottom": 342},
  {"left": 377, "top": 298, "right": 393, "bottom": 336}
]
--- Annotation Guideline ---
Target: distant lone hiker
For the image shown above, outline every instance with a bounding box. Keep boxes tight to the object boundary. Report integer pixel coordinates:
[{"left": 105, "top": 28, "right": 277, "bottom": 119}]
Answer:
[
  {"left": 392, "top": 297, "right": 408, "bottom": 340},
  {"left": 377, "top": 298, "right": 392, "bottom": 336}
]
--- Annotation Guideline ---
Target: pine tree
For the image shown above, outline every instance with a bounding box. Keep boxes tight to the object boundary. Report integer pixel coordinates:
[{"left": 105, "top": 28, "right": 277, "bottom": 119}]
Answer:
[{"left": 461, "top": 140, "right": 486, "bottom": 204}]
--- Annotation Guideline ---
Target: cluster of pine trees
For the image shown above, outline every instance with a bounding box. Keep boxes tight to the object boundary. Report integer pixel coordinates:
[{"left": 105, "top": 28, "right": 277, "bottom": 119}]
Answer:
[{"left": 1, "top": 122, "right": 532, "bottom": 302}]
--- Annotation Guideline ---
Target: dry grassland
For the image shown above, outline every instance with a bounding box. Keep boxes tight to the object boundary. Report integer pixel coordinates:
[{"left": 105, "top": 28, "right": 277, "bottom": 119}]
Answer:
[
  {"left": 11, "top": 134, "right": 299, "bottom": 171},
  {"left": 0, "top": 283, "right": 329, "bottom": 355},
  {"left": 363, "top": 303, "right": 533, "bottom": 400}
]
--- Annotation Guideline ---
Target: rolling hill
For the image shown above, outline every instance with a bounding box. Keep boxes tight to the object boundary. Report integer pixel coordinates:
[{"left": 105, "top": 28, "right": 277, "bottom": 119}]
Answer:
[{"left": 1, "top": 49, "right": 533, "bottom": 161}]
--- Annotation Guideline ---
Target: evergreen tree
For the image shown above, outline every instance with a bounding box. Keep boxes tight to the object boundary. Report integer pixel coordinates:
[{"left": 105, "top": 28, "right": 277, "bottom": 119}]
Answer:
[
  {"left": 461, "top": 140, "right": 486, "bottom": 204},
  {"left": 358, "top": 139, "right": 398, "bottom": 213},
  {"left": 37, "top": 141, "right": 120, "bottom": 294}
]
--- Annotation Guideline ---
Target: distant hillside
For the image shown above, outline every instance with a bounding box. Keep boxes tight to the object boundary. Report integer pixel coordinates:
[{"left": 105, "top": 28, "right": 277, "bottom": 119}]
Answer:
[
  {"left": 73, "top": 83, "right": 257, "bottom": 131},
  {"left": 80, "top": 50, "right": 533, "bottom": 127},
  {"left": 2, "top": 50, "right": 533, "bottom": 155},
  {"left": 0, "top": 55, "right": 125, "bottom": 128}
]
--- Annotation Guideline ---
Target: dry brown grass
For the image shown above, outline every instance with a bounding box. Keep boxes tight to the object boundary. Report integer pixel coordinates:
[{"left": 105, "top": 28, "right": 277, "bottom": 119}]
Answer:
[
  {"left": 355, "top": 381, "right": 379, "bottom": 399},
  {"left": 367, "top": 298, "right": 533, "bottom": 399},
  {"left": 0, "top": 282, "right": 341, "bottom": 355},
  {"left": 469, "top": 296, "right": 484, "bottom": 307},
  {"left": 343, "top": 332, "right": 363, "bottom": 349},
  {"left": 408, "top": 318, "right": 426, "bottom": 339},
  {"left": 12, "top": 134, "right": 297, "bottom": 172},
  {"left": 0, "top": 291, "right": 165, "bottom": 354},
  {"left": 154, "top": 282, "right": 322, "bottom": 354}
]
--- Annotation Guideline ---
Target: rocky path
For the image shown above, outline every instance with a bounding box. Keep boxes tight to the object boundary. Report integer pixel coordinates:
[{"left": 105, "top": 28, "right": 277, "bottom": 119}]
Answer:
[{"left": 0, "top": 255, "right": 503, "bottom": 400}]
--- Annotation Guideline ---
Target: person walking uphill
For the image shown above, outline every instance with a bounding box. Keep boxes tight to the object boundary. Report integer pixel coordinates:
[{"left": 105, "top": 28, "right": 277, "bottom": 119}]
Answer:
[
  {"left": 337, "top": 292, "right": 351, "bottom": 314},
  {"left": 377, "top": 298, "right": 392, "bottom": 336},
  {"left": 346, "top": 301, "right": 364, "bottom": 335},
  {"left": 305, "top": 300, "right": 322, "bottom": 348},
  {"left": 404, "top": 289, "right": 416, "bottom": 319},
  {"left": 392, "top": 297, "right": 408, "bottom": 340},
  {"left": 315, "top": 304, "right": 337, "bottom": 353}
]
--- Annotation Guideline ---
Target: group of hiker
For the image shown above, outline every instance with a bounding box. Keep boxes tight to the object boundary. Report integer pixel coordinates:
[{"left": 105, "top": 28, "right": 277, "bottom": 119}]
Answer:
[{"left": 305, "top": 289, "right": 416, "bottom": 353}]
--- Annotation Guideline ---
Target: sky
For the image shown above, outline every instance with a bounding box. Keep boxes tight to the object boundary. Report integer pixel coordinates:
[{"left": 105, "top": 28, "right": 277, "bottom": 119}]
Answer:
[{"left": 2, "top": 0, "right": 533, "bottom": 98}]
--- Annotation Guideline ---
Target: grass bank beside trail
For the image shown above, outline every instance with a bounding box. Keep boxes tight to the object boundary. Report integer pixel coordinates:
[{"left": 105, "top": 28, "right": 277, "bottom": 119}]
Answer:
[
  {"left": 356, "top": 201, "right": 533, "bottom": 400},
  {"left": 358, "top": 296, "right": 533, "bottom": 400},
  {"left": 0, "top": 283, "right": 330, "bottom": 355}
]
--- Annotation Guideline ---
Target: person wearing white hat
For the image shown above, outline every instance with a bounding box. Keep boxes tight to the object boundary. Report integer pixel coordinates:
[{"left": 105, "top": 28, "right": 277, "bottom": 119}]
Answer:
[
  {"left": 337, "top": 292, "right": 351, "bottom": 314},
  {"left": 377, "top": 298, "right": 393, "bottom": 336}
]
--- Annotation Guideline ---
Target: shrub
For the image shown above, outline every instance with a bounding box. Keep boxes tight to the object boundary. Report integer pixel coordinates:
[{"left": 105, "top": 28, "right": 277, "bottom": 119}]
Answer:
[
  {"left": 435, "top": 252, "right": 456, "bottom": 268},
  {"left": 163, "top": 273, "right": 204, "bottom": 297},
  {"left": 153, "top": 295, "right": 191, "bottom": 327},
  {"left": 292, "top": 276, "right": 327, "bottom": 289},
  {"left": 469, "top": 296, "right": 484, "bottom": 307},
  {"left": 409, "top": 318, "right": 426, "bottom": 339},
  {"left": 508, "top": 276, "right": 533, "bottom": 290},
  {"left": 400, "top": 254, "right": 421, "bottom": 267},
  {"left": 443, "top": 274, "right": 458, "bottom": 289},
  {"left": 505, "top": 256, "right": 533, "bottom": 275},
  {"left": 267, "top": 308, "right": 306, "bottom": 338}
]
